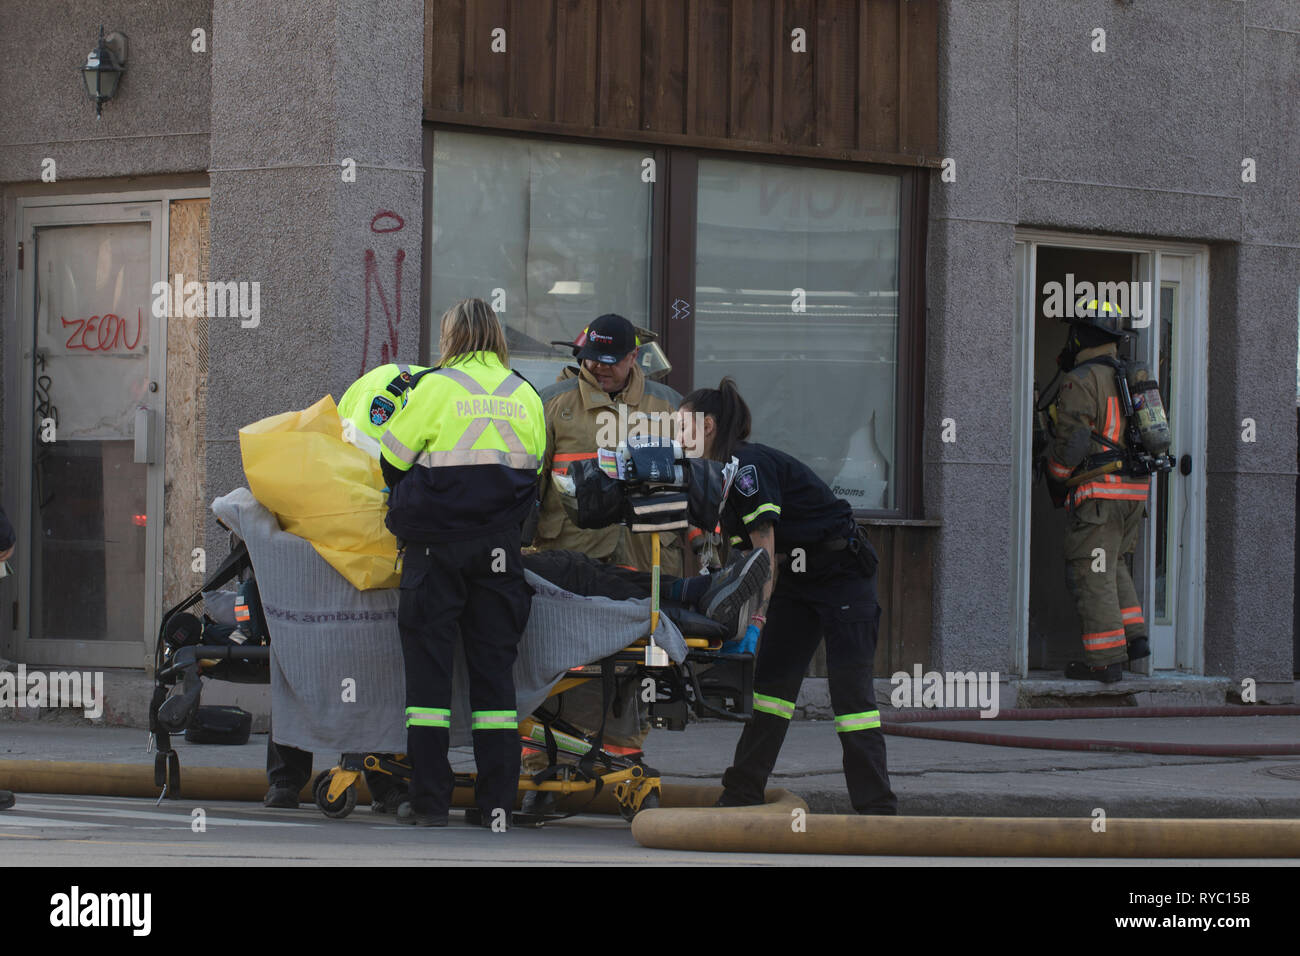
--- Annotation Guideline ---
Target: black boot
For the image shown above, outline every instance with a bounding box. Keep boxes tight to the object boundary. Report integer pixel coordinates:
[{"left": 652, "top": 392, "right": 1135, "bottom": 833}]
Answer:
[
  {"left": 395, "top": 801, "right": 448, "bottom": 827},
  {"left": 1064, "top": 661, "right": 1123, "bottom": 683}
]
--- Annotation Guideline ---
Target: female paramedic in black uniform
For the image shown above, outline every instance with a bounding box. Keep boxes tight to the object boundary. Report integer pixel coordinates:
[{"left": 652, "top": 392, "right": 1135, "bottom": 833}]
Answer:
[{"left": 677, "top": 378, "right": 897, "bottom": 815}]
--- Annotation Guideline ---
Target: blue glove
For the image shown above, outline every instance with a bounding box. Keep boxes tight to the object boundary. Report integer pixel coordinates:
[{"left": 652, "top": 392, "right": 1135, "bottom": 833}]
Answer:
[{"left": 720, "top": 624, "right": 760, "bottom": 656}]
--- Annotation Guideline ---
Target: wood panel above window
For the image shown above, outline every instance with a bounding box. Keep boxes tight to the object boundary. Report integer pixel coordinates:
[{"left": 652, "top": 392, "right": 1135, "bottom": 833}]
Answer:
[{"left": 425, "top": 0, "right": 940, "bottom": 167}]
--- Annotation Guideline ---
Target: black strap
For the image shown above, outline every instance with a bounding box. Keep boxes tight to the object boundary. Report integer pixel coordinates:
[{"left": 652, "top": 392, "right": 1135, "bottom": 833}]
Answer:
[{"left": 576, "top": 660, "right": 617, "bottom": 781}]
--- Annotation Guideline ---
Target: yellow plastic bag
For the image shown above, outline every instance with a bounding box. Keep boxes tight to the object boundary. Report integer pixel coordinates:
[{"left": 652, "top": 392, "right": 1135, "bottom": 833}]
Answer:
[{"left": 239, "top": 396, "right": 400, "bottom": 589}]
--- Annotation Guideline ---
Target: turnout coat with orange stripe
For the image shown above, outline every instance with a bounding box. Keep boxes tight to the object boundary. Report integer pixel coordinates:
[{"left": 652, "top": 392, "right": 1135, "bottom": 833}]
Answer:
[
  {"left": 1045, "top": 342, "right": 1150, "bottom": 512},
  {"left": 535, "top": 363, "right": 683, "bottom": 569}
]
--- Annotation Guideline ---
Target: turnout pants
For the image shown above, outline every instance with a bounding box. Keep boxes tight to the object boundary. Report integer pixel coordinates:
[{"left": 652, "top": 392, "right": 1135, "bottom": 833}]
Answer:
[
  {"left": 521, "top": 549, "right": 682, "bottom": 762},
  {"left": 398, "top": 528, "right": 532, "bottom": 819},
  {"left": 721, "top": 557, "right": 896, "bottom": 815},
  {"left": 1063, "top": 498, "right": 1147, "bottom": 667}
]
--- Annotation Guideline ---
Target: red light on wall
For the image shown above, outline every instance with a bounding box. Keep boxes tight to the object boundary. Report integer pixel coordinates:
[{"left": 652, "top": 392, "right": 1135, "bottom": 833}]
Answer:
[{"left": 132, "top": 514, "right": 147, "bottom": 526}]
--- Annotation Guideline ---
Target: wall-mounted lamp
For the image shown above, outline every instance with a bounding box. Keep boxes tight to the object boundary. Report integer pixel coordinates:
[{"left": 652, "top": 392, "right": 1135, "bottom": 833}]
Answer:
[{"left": 81, "top": 26, "right": 128, "bottom": 119}]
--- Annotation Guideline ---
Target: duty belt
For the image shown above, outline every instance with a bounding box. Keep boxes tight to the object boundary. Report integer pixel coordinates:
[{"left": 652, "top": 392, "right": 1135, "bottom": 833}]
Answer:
[{"left": 776, "top": 536, "right": 850, "bottom": 565}]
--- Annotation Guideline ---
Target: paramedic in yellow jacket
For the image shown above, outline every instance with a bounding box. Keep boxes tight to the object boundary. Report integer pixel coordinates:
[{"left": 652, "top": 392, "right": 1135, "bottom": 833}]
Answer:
[
  {"left": 337, "top": 363, "right": 429, "bottom": 455},
  {"left": 535, "top": 313, "right": 685, "bottom": 576},
  {"left": 380, "top": 299, "right": 546, "bottom": 828},
  {"left": 1044, "top": 301, "right": 1150, "bottom": 684}
]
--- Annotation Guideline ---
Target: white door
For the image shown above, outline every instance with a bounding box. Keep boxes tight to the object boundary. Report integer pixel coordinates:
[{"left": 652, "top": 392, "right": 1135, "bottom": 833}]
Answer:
[
  {"left": 15, "top": 201, "right": 166, "bottom": 668},
  {"left": 1133, "top": 253, "right": 1208, "bottom": 672}
]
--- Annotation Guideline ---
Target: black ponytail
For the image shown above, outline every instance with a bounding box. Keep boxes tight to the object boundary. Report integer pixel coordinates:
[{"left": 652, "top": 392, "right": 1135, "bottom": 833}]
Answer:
[{"left": 681, "top": 376, "right": 752, "bottom": 463}]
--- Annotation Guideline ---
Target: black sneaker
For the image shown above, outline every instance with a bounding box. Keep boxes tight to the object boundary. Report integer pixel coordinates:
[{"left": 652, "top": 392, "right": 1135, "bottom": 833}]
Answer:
[
  {"left": 700, "top": 549, "right": 771, "bottom": 638},
  {"left": 1127, "top": 636, "right": 1151, "bottom": 662},
  {"left": 263, "top": 784, "right": 301, "bottom": 809},
  {"left": 464, "top": 807, "right": 511, "bottom": 830},
  {"left": 713, "top": 790, "right": 763, "bottom": 808},
  {"left": 1064, "top": 661, "right": 1123, "bottom": 683},
  {"left": 396, "top": 801, "right": 448, "bottom": 827},
  {"left": 0, "top": 790, "right": 15, "bottom": 811}
]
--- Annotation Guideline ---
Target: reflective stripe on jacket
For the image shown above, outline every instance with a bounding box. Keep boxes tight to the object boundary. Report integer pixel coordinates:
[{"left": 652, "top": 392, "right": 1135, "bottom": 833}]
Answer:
[
  {"left": 338, "top": 363, "right": 429, "bottom": 451},
  {"left": 381, "top": 351, "right": 545, "bottom": 543},
  {"left": 1047, "top": 343, "right": 1149, "bottom": 512}
]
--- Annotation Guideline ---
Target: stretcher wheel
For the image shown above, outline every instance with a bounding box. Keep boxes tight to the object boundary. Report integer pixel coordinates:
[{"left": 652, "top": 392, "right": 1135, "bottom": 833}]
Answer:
[
  {"left": 617, "top": 786, "right": 660, "bottom": 822},
  {"left": 313, "top": 770, "right": 357, "bottom": 819}
]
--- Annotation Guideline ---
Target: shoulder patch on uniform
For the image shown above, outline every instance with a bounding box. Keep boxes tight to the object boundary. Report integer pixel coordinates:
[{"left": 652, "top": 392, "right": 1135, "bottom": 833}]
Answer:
[
  {"left": 735, "top": 464, "right": 759, "bottom": 497},
  {"left": 369, "top": 395, "right": 397, "bottom": 426},
  {"left": 539, "top": 377, "right": 581, "bottom": 404}
]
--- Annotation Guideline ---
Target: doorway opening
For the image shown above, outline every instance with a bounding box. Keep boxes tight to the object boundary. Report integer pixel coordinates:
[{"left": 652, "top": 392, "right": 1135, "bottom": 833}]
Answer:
[{"left": 1012, "top": 233, "right": 1208, "bottom": 678}]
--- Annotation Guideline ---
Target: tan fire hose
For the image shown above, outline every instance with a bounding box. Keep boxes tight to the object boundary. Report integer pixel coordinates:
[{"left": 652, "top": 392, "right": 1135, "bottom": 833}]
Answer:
[{"left": 630, "top": 810, "right": 1300, "bottom": 858}]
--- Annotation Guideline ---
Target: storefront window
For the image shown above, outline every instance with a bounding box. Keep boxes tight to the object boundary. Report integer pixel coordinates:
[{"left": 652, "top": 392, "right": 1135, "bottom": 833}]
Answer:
[
  {"left": 694, "top": 159, "right": 901, "bottom": 510},
  {"left": 428, "top": 130, "right": 653, "bottom": 386}
]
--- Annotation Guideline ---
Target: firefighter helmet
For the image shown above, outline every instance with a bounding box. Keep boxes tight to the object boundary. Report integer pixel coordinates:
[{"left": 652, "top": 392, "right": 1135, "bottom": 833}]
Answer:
[{"left": 1069, "top": 298, "right": 1126, "bottom": 337}]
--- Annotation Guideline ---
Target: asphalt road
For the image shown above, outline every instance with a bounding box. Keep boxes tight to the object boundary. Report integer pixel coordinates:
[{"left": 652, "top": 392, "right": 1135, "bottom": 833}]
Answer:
[{"left": 0, "top": 793, "right": 1288, "bottom": 866}]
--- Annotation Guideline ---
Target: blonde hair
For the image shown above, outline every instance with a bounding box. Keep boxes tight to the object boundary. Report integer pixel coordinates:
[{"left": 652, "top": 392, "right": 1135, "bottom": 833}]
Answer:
[{"left": 437, "top": 298, "right": 509, "bottom": 366}]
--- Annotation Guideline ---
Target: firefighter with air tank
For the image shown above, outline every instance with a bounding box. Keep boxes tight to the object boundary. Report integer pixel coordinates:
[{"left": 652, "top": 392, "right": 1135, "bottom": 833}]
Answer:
[{"left": 1035, "top": 299, "right": 1175, "bottom": 683}]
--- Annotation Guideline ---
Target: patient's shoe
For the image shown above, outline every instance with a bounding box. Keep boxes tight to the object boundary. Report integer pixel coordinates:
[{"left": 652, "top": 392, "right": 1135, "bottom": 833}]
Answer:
[
  {"left": 0, "top": 790, "right": 15, "bottom": 811},
  {"left": 700, "top": 549, "right": 770, "bottom": 638}
]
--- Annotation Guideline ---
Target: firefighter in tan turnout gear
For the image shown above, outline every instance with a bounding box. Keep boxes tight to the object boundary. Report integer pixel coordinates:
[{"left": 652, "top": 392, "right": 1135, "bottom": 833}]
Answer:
[
  {"left": 1041, "top": 300, "right": 1172, "bottom": 683},
  {"left": 531, "top": 313, "right": 684, "bottom": 764}
]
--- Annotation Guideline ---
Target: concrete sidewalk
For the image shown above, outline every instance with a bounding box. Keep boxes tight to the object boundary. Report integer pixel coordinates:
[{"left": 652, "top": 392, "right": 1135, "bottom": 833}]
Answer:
[{"left": 3, "top": 711, "right": 1298, "bottom": 819}]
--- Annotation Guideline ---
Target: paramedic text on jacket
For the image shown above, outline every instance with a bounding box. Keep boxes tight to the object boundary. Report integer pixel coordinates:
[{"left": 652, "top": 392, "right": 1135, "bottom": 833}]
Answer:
[{"left": 380, "top": 355, "right": 546, "bottom": 544}]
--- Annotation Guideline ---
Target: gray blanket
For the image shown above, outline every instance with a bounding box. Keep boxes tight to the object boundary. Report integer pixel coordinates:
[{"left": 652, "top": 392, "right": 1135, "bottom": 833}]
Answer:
[{"left": 210, "top": 488, "right": 686, "bottom": 754}]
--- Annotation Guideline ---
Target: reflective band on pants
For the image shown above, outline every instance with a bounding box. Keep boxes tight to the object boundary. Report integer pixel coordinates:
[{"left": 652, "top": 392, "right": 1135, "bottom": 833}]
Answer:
[
  {"left": 472, "top": 709, "right": 518, "bottom": 731},
  {"left": 406, "top": 706, "right": 450, "bottom": 728},
  {"left": 753, "top": 692, "right": 795, "bottom": 719},
  {"left": 835, "top": 710, "right": 881, "bottom": 733},
  {"left": 1081, "top": 628, "right": 1126, "bottom": 650}
]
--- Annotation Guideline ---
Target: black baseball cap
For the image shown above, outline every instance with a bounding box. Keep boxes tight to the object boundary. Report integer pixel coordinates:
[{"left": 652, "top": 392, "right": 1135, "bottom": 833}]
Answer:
[{"left": 575, "top": 313, "right": 638, "bottom": 364}]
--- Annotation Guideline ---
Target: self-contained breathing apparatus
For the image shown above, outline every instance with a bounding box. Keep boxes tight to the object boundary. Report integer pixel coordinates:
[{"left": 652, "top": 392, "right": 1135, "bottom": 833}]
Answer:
[
  {"left": 551, "top": 434, "right": 737, "bottom": 535},
  {"left": 1032, "top": 300, "right": 1175, "bottom": 507}
]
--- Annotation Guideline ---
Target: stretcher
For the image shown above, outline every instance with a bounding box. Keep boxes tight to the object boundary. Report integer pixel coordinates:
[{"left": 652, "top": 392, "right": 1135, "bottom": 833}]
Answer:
[
  {"left": 149, "top": 490, "right": 755, "bottom": 825},
  {"left": 315, "top": 637, "right": 754, "bottom": 824}
]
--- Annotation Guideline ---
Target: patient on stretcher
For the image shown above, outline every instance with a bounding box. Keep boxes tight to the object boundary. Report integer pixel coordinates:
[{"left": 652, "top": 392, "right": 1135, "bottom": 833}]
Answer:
[{"left": 522, "top": 547, "right": 769, "bottom": 643}]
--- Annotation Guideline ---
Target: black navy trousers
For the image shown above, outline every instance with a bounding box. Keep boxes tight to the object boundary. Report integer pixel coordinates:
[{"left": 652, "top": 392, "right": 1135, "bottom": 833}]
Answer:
[
  {"left": 721, "top": 553, "right": 897, "bottom": 814},
  {"left": 398, "top": 527, "right": 532, "bottom": 819}
]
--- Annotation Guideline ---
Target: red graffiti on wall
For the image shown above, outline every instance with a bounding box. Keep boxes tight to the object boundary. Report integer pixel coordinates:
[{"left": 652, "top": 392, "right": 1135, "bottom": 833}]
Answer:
[
  {"left": 61, "top": 308, "right": 145, "bottom": 352},
  {"left": 360, "top": 210, "right": 406, "bottom": 376}
]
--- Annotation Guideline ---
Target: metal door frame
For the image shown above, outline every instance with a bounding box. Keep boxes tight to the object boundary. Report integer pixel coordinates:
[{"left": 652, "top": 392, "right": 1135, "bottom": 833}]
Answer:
[
  {"left": 8, "top": 189, "right": 204, "bottom": 668},
  {"left": 1011, "top": 229, "right": 1209, "bottom": 676}
]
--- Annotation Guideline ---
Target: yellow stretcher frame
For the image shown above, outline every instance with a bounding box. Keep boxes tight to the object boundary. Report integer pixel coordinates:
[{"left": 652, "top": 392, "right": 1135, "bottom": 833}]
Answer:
[{"left": 311, "top": 534, "right": 745, "bottom": 825}]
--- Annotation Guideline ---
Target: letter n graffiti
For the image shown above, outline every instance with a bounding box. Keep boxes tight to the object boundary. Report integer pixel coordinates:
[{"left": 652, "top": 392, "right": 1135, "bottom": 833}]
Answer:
[{"left": 361, "top": 210, "right": 406, "bottom": 376}]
